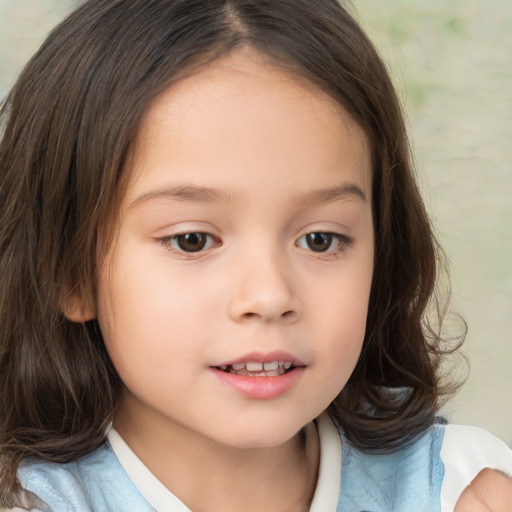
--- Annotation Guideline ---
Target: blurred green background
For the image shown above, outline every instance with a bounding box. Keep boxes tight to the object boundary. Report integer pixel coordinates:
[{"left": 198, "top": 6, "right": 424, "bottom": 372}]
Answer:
[{"left": 1, "top": 0, "right": 511, "bottom": 444}]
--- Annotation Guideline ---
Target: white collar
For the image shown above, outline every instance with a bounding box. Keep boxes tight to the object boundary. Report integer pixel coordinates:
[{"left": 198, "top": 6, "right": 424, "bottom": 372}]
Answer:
[
  {"left": 108, "top": 413, "right": 342, "bottom": 512},
  {"left": 108, "top": 428, "right": 189, "bottom": 512},
  {"left": 310, "top": 412, "right": 342, "bottom": 512}
]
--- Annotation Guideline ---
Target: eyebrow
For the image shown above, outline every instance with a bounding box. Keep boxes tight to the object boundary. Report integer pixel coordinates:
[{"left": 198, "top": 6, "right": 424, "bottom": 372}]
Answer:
[
  {"left": 296, "top": 182, "right": 367, "bottom": 206},
  {"left": 129, "top": 184, "right": 230, "bottom": 208},
  {"left": 129, "top": 181, "right": 367, "bottom": 209}
]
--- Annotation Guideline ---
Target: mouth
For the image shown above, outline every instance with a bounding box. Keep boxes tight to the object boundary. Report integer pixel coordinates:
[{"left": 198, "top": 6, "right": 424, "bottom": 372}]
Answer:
[
  {"left": 214, "top": 361, "right": 296, "bottom": 377},
  {"left": 210, "top": 354, "right": 306, "bottom": 398}
]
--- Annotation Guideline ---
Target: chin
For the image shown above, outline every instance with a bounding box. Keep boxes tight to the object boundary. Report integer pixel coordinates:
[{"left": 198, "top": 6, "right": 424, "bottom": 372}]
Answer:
[{"left": 214, "top": 417, "right": 308, "bottom": 450}]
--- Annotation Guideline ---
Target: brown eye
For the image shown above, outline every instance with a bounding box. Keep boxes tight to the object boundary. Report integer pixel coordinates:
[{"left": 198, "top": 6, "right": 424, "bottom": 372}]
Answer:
[
  {"left": 305, "top": 232, "right": 333, "bottom": 252},
  {"left": 296, "top": 232, "right": 353, "bottom": 255},
  {"left": 175, "top": 233, "right": 209, "bottom": 252}
]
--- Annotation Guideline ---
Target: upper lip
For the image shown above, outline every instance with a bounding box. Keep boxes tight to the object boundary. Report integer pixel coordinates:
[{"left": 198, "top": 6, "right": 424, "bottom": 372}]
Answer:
[{"left": 212, "top": 350, "right": 306, "bottom": 367}]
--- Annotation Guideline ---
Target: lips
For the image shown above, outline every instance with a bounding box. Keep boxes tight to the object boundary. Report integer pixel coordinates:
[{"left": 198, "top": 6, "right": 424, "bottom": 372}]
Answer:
[
  {"left": 217, "top": 360, "right": 295, "bottom": 377},
  {"left": 210, "top": 352, "right": 305, "bottom": 398}
]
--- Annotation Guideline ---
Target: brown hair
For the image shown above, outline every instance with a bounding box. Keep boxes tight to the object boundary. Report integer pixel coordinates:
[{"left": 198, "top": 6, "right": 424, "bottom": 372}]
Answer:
[{"left": 0, "top": 0, "right": 463, "bottom": 504}]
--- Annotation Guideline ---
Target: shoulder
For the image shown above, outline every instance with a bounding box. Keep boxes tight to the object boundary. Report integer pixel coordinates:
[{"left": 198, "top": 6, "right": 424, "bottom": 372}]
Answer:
[
  {"left": 337, "top": 421, "right": 512, "bottom": 512},
  {"left": 15, "top": 445, "right": 113, "bottom": 511},
  {"left": 441, "top": 424, "right": 512, "bottom": 472},
  {"left": 15, "top": 442, "right": 153, "bottom": 511},
  {"left": 338, "top": 422, "right": 446, "bottom": 511}
]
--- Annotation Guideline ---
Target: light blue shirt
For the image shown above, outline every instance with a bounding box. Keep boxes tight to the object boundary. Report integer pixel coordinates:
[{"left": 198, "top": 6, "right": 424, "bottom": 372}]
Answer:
[{"left": 14, "top": 420, "right": 512, "bottom": 512}]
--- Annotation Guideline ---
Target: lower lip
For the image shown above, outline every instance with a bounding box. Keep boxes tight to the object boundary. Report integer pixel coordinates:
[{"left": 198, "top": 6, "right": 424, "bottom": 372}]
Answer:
[{"left": 211, "top": 367, "right": 305, "bottom": 400}]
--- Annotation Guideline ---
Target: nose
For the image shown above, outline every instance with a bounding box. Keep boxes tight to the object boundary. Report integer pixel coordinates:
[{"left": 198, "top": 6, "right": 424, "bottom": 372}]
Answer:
[{"left": 227, "top": 245, "right": 300, "bottom": 324}]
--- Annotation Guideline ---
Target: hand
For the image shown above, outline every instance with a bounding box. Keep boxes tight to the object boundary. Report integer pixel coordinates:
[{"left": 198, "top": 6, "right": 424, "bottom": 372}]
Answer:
[{"left": 455, "top": 468, "right": 512, "bottom": 512}]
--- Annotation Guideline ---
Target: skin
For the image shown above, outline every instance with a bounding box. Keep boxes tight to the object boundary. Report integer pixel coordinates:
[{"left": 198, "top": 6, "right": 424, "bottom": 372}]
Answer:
[
  {"left": 77, "top": 49, "right": 374, "bottom": 511},
  {"left": 68, "top": 50, "right": 512, "bottom": 511},
  {"left": 455, "top": 469, "right": 512, "bottom": 512}
]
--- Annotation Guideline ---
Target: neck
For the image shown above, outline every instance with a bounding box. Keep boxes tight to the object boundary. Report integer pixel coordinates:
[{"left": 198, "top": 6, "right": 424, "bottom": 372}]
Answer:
[{"left": 114, "top": 403, "right": 320, "bottom": 512}]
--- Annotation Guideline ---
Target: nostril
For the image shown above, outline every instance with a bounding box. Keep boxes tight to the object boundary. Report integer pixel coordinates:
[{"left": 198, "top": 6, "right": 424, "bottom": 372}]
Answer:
[{"left": 240, "top": 310, "right": 295, "bottom": 322}]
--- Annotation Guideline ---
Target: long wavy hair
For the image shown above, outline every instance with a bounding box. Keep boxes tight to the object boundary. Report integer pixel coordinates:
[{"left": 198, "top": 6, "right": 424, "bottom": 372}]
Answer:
[{"left": 0, "top": 0, "right": 463, "bottom": 505}]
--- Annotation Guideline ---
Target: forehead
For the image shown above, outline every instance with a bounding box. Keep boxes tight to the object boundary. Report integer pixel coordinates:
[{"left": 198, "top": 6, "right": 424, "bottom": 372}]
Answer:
[{"left": 126, "top": 50, "right": 372, "bottom": 204}]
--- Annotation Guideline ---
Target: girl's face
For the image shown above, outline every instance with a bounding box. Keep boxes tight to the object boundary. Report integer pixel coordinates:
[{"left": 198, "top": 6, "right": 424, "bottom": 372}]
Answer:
[{"left": 95, "top": 51, "right": 374, "bottom": 449}]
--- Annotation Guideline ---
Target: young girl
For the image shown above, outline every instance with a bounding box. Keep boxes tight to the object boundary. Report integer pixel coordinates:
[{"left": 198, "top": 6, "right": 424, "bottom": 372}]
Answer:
[{"left": 0, "top": 1, "right": 511, "bottom": 511}]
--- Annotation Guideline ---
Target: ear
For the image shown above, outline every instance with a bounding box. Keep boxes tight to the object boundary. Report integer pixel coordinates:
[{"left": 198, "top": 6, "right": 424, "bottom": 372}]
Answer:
[{"left": 61, "top": 292, "right": 96, "bottom": 323}]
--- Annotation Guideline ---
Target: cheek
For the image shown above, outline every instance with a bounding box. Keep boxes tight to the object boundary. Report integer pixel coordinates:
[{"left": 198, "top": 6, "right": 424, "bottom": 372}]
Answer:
[
  {"left": 95, "top": 251, "right": 219, "bottom": 377},
  {"left": 307, "top": 259, "right": 372, "bottom": 378}
]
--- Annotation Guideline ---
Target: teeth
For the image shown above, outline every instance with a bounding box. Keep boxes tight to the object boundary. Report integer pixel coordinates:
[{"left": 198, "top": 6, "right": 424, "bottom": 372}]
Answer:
[
  {"left": 219, "top": 360, "right": 295, "bottom": 375},
  {"left": 246, "top": 362, "right": 263, "bottom": 371},
  {"left": 246, "top": 370, "right": 280, "bottom": 377}
]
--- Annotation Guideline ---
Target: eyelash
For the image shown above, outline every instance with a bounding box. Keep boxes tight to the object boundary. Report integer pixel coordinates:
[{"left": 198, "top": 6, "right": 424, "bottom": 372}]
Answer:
[{"left": 158, "top": 231, "right": 353, "bottom": 257}]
